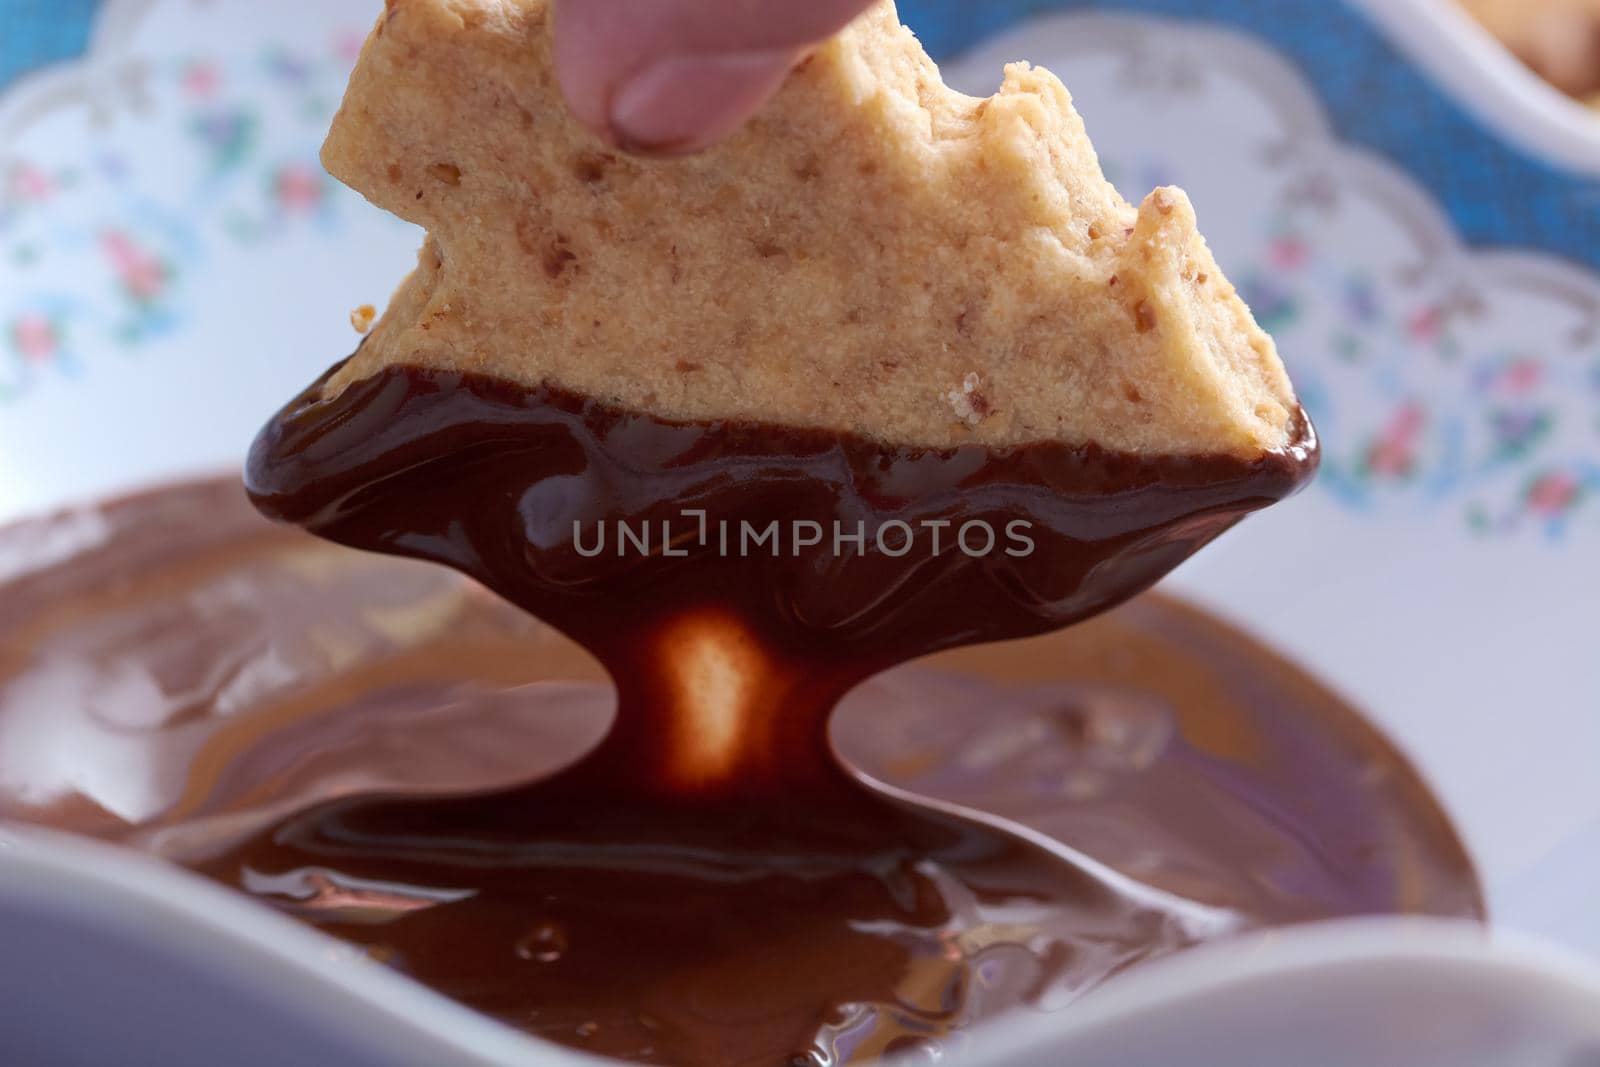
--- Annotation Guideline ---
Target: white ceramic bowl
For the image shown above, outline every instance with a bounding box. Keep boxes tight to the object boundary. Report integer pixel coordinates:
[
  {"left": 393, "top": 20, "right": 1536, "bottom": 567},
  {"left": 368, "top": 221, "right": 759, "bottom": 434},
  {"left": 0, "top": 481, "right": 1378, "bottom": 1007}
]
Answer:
[
  {"left": 3, "top": 0, "right": 1599, "bottom": 1063},
  {"left": 5, "top": 824, "right": 1600, "bottom": 1067}
]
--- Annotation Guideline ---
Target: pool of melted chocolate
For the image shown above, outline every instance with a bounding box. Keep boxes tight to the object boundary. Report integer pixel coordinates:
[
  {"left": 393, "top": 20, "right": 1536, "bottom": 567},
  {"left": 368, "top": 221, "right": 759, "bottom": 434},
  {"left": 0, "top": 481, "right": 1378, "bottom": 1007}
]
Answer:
[{"left": 0, "top": 368, "right": 1480, "bottom": 1067}]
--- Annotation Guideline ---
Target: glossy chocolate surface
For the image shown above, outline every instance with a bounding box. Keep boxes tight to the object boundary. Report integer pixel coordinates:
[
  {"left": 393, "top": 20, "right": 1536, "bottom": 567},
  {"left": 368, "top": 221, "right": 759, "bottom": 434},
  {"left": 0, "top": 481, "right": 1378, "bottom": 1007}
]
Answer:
[{"left": 0, "top": 370, "right": 1481, "bottom": 1066}]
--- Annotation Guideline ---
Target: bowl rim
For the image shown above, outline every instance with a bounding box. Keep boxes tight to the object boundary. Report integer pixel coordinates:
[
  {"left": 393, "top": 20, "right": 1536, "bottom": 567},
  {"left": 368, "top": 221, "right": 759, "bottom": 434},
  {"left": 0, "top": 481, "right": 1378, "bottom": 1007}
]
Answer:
[
  {"left": 6, "top": 823, "right": 1600, "bottom": 1065},
  {"left": 1355, "top": 0, "right": 1600, "bottom": 173},
  {"left": 0, "top": 824, "right": 589, "bottom": 1067}
]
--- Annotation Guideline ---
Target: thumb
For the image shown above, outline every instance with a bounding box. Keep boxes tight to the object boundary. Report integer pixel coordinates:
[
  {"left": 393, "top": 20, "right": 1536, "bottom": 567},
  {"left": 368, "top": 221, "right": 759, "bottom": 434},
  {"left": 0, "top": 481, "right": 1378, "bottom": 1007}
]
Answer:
[{"left": 552, "top": 0, "right": 879, "bottom": 155}]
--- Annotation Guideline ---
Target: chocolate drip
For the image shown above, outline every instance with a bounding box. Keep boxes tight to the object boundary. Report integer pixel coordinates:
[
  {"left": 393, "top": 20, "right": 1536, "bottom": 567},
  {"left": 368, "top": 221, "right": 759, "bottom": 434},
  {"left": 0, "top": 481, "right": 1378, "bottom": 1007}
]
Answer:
[
  {"left": 0, "top": 475, "right": 1481, "bottom": 1067},
  {"left": 0, "top": 366, "right": 1480, "bottom": 1066},
  {"left": 246, "top": 365, "right": 1315, "bottom": 799}
]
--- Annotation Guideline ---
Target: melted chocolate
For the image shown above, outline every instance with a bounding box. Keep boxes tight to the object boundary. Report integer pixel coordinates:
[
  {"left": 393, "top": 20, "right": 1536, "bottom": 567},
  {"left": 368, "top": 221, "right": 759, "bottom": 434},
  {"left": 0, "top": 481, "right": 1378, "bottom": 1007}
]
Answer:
[
  {"left": 245, "top": 365, "right": 1317, "bottom": 798},
  {"left": 0, "top": 476, "right": 1481, "bottom": 1066},
  {"left": 0, "top": 367, "right": 1481, "bottom": 1066}
]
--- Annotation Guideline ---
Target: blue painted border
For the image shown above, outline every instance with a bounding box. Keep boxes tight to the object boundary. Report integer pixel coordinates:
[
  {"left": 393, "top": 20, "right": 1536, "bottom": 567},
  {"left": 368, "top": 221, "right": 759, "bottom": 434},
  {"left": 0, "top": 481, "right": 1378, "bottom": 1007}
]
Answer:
[
  {"left": 0, "top": 0, "right": 102, "bottom": 94},
  {"left": 8, "top": 0, "right": 1597, "bottom": 269},
  {"left": 901, "top": 0, "right": 1600, "bottom": 271}
]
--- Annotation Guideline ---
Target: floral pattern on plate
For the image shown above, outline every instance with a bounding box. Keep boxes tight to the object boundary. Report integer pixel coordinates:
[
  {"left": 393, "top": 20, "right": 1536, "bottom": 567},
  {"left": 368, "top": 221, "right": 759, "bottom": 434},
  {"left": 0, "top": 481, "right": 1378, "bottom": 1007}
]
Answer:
[{"left": 1, "top": 6, "right": 381, "bottom": 404}]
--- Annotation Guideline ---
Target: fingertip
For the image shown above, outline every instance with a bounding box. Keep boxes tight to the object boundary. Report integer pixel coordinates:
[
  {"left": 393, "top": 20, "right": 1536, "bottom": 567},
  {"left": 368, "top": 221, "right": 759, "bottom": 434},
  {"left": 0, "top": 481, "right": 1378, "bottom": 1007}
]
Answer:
[
  {"left": 607, "top": 50, "right": 801, "bottom": 156},
  {"left": 552, "top": 0, "right": 877, "bottom": 154},
  {"left": 550, "top": 0, "right": 617, "bottom": 136}
]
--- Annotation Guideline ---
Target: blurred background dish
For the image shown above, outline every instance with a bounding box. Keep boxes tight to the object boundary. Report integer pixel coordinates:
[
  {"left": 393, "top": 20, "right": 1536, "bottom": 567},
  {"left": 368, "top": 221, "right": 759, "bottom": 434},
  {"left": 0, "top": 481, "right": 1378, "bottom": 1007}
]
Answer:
[{"left": 1458, "top": 0, "right": 1600, "bottom": 103}]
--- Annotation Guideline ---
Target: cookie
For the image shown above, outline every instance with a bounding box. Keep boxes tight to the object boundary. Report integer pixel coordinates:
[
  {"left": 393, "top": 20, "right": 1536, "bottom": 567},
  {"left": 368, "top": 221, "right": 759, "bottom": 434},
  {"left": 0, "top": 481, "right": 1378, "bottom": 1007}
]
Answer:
[{"left": 321, "top": 0, "right": 1301, "bottom": 458}]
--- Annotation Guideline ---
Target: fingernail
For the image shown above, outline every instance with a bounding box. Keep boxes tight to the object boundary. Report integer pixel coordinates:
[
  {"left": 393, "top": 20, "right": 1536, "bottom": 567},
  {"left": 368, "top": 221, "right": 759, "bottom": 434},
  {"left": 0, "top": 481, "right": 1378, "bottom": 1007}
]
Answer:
[{"left": 608, "top": 49, "right": 799, "bottom": 156}]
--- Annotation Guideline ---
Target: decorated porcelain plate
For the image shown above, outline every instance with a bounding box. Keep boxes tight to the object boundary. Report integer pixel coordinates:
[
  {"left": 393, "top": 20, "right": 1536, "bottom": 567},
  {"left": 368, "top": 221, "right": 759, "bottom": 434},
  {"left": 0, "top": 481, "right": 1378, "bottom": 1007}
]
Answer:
[{"left": 2, "top": 0, "right": 1599, "bottom": 1064}]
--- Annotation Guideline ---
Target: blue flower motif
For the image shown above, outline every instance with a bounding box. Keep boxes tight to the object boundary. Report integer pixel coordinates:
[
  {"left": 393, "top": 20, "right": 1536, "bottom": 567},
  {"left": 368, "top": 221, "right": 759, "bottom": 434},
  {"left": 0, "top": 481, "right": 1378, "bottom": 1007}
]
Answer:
[
  {"left": 1237, "top": 275, "right": 1299, "bottom": 333},
  {"left": 1342, "top": 276, "right": 1380, "bottom": 325}
]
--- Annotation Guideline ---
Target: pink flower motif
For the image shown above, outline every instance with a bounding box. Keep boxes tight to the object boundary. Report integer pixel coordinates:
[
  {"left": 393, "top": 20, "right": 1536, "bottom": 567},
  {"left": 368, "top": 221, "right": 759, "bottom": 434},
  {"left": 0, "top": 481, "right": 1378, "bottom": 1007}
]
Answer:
[
  {"left": 11, "top": 313, "right": 57, "bottom": 363},
  {"left": 101, "top": 230, "right": 170, "bottom": 303},
  {"left": 182, "top": 62, "right": 221, "bottom": 99},
  {"left": 1526, "top": 472, "right": 1581, "bottom": 517},
  {"left": 1407, "top": 306, "right": 1443, "bottom": 344},
  {"left": 335, "top": 31, "right": 367, "bottom": 64},
  {"left": 1498, "top": 357, "right": 1543, "bottom": 393},
  {"left": 275, "top": 164, "right": 323, "bottom": 212},
  {"left": 7, "top": 164, "right": 53, "bottom": 202},
  {"left": 1365, "top": 403, "right": 1424, "bottom": 479},
  {"left": 1268, "top": 237, "right": 1309, "bottom": 270}
]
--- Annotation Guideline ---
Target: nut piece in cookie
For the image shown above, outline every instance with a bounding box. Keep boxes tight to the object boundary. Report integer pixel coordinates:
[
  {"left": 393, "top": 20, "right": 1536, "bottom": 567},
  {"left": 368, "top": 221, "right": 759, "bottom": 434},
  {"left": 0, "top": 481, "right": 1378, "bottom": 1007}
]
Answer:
[{"left": 322, "top": 0, "right": 1302, "bottom": 459}]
